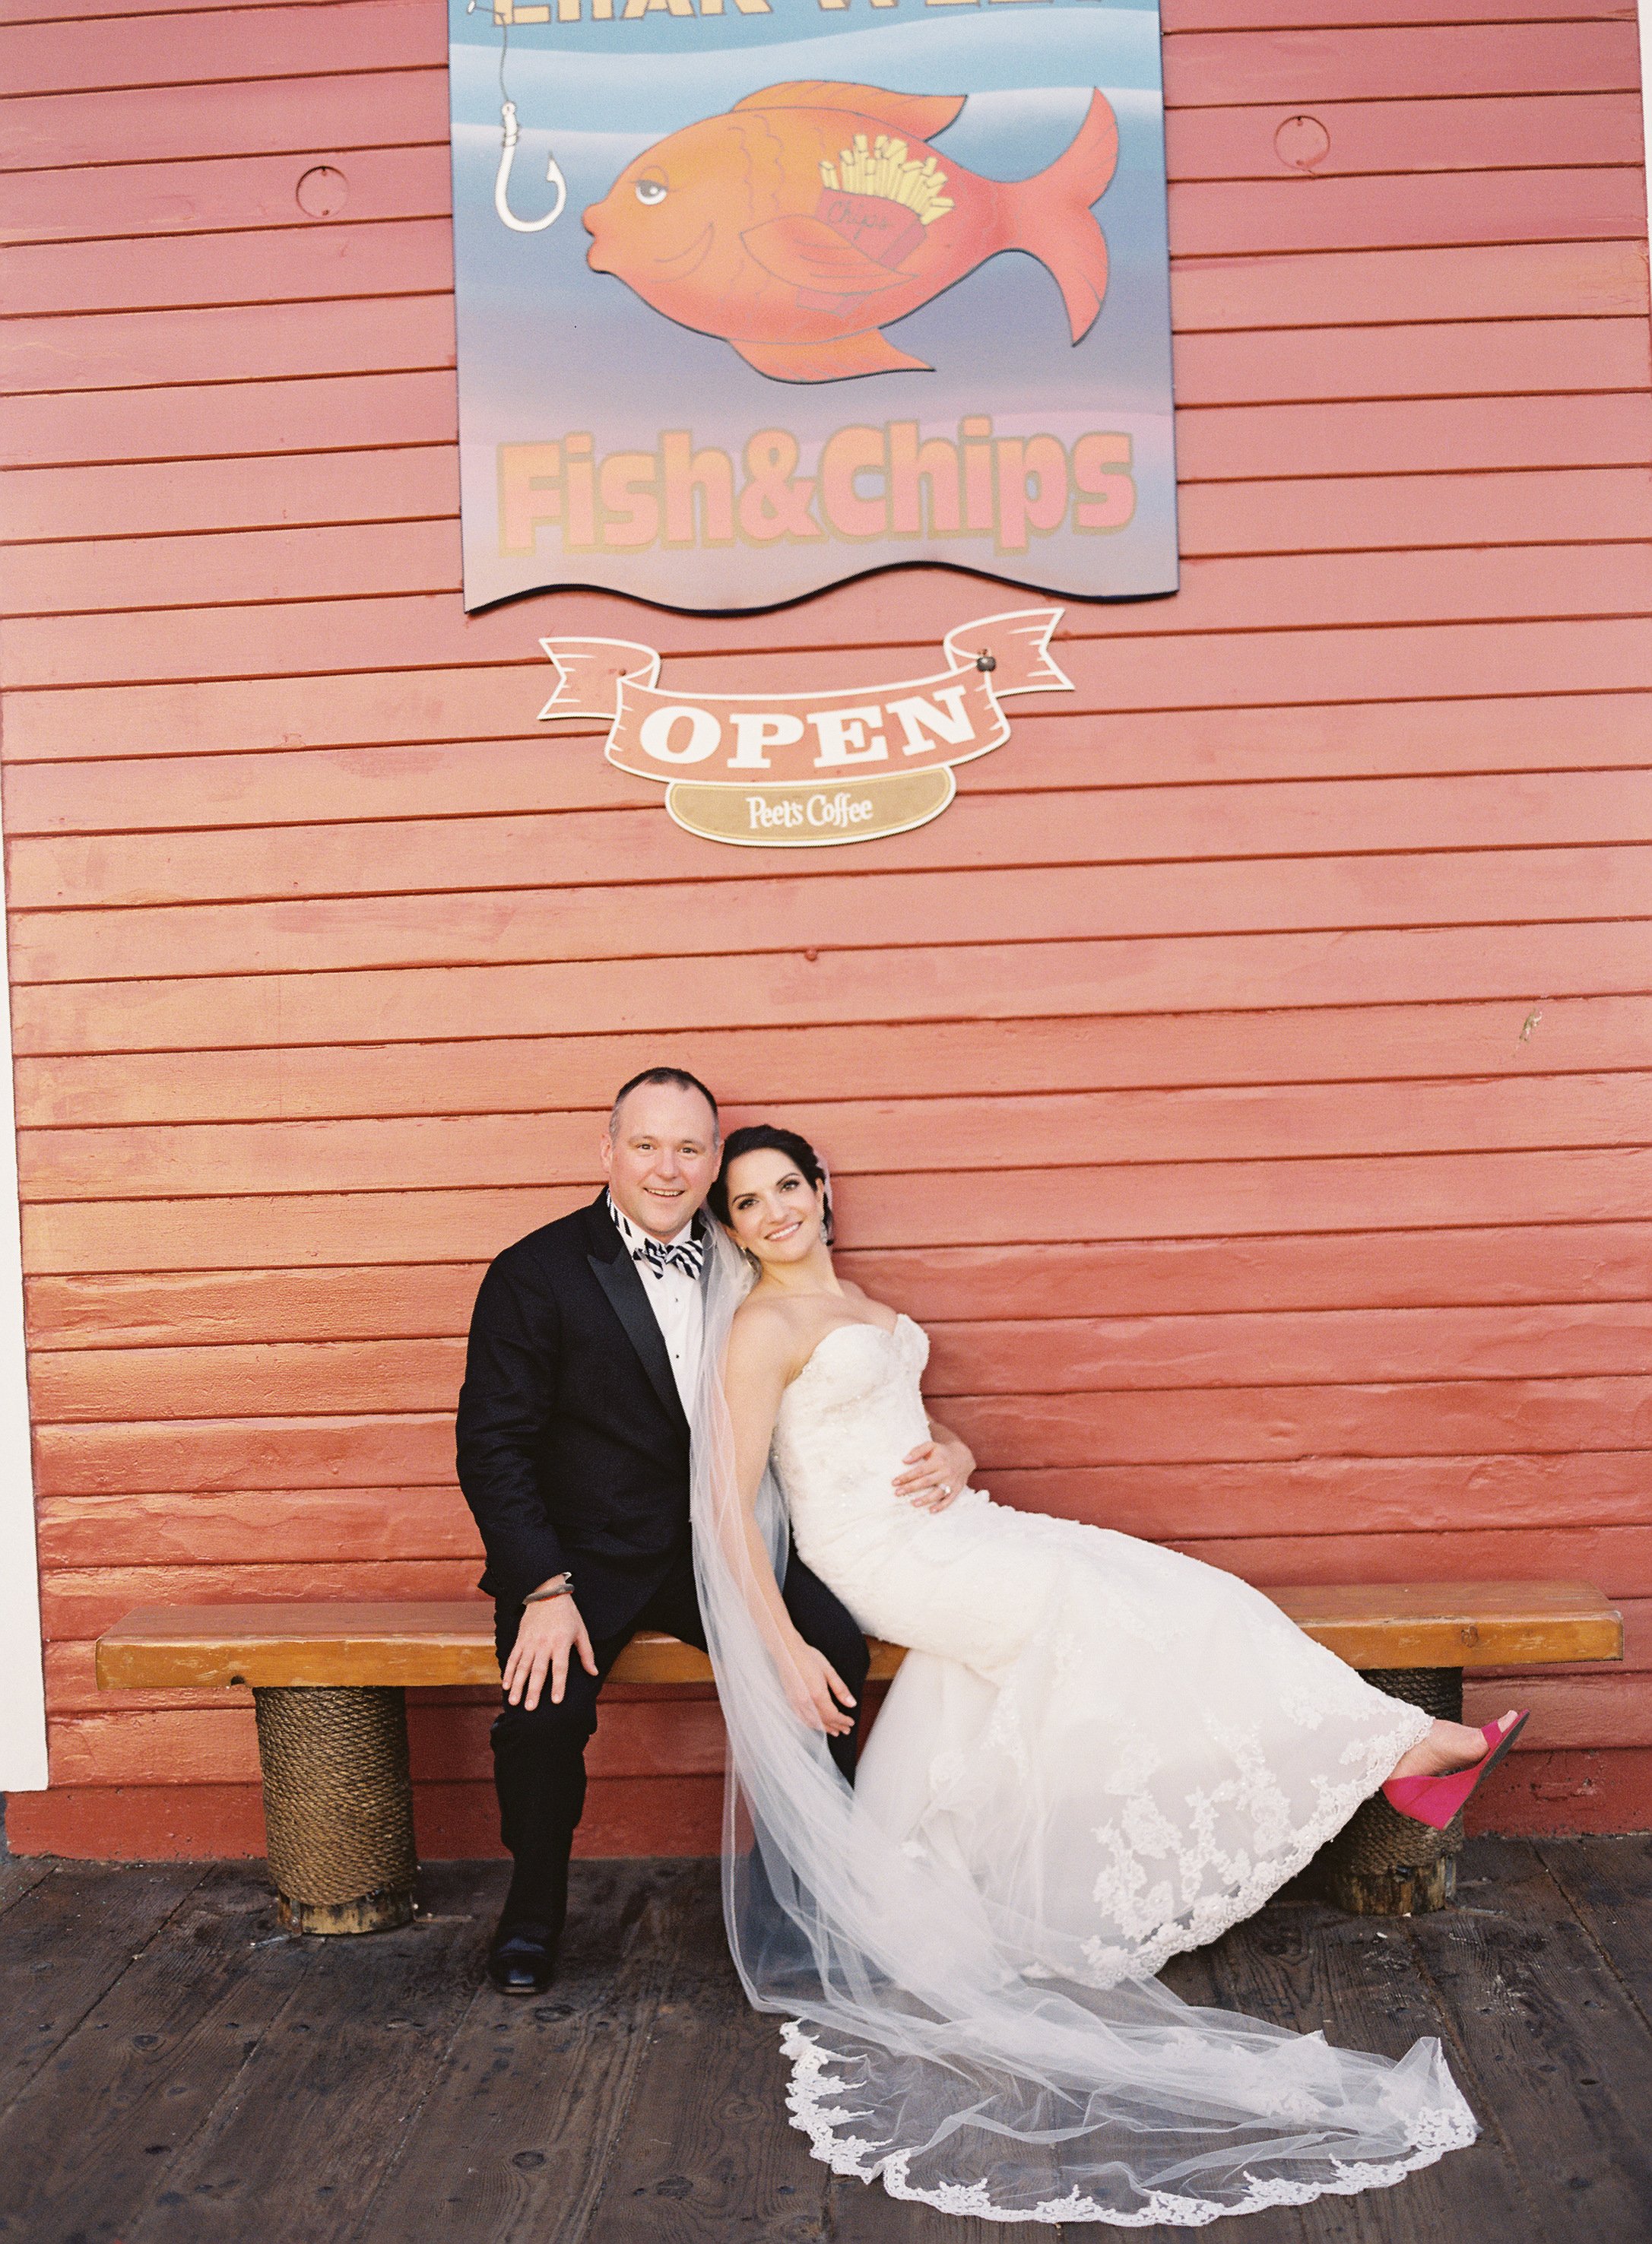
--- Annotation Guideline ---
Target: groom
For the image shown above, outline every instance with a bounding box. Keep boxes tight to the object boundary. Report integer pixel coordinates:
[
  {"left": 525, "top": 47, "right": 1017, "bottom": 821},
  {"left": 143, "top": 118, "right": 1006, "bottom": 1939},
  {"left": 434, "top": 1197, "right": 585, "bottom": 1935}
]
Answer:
[{"left": 457, "top": 1067, "right": 964, "bottom": 1995}]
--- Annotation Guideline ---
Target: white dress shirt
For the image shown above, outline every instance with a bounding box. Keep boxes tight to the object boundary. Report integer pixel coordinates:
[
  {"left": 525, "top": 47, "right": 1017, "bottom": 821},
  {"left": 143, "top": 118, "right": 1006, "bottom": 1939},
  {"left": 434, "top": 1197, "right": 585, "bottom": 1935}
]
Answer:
[{"left": 606, "top": 1193, "right": 704, "bottom": 1417}]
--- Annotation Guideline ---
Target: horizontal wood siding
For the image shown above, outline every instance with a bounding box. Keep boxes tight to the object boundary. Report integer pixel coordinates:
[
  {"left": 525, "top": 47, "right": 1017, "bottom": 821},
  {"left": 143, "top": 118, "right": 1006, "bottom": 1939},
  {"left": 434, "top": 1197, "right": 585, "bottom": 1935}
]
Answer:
[{"left": 1, "top": 0, "right": 1647, "bottom": 1859}]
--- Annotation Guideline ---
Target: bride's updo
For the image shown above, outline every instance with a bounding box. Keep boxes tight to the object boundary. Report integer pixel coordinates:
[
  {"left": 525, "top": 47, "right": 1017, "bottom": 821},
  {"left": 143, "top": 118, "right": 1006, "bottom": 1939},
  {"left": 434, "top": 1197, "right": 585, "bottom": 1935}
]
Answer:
[{"left": 709, "top": 1124, "right": 834, "bottom": 1243}]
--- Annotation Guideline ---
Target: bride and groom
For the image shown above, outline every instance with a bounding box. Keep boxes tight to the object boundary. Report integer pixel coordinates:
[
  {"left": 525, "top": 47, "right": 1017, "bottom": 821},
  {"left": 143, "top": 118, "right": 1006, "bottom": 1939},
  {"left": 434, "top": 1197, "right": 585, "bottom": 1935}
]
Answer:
[{"left": 457, "top": 1065, "right": 1518, "bottom": 2224}]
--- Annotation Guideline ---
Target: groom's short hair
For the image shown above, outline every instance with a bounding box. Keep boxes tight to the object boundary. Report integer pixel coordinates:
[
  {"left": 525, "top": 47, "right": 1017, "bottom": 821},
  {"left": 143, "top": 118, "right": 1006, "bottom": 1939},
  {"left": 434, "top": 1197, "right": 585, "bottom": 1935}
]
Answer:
[{"left": 609, "top": 1067, "right": 720, "bottom": 1141}]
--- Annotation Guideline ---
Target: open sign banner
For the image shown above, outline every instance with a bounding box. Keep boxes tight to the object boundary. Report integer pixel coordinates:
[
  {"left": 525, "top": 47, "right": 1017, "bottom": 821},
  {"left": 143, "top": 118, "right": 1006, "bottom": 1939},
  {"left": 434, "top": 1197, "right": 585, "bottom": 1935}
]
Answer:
[
  {"left": 450, "top": 0, "right": 1177, "bottom": 613},
  {"left": 540, "top": 607, "right": 1072, "bottom": 845}
]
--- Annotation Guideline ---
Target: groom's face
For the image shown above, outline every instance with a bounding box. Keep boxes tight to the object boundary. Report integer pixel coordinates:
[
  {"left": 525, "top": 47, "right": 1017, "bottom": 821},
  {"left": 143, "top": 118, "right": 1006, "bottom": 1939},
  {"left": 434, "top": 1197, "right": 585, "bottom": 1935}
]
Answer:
[{"left": 601, "top": 1082, "right": 721, "bottom": 1241}]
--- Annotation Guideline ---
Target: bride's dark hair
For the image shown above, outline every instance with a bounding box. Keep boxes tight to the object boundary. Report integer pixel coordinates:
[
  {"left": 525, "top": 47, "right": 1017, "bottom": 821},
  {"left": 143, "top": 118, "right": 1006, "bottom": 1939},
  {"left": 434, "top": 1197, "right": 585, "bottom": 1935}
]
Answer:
[{"left": 709, "top": 1124, "right": 833, "bottom": 1243}]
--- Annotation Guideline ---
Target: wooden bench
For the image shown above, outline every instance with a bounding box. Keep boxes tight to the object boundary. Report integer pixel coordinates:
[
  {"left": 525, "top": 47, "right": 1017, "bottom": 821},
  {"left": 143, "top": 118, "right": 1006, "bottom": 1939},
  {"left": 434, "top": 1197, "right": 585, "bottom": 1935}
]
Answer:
[{"left": 98, "top": 1580, "right": 1622, "bottom": 1932}]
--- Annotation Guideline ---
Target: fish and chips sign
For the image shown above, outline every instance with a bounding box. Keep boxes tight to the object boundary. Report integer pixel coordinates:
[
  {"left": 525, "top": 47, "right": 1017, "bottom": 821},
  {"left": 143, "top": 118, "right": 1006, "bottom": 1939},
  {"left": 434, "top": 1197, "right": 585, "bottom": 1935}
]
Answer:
[{"left": 448, "top": 0, "right": 1174, "bottom": 841}]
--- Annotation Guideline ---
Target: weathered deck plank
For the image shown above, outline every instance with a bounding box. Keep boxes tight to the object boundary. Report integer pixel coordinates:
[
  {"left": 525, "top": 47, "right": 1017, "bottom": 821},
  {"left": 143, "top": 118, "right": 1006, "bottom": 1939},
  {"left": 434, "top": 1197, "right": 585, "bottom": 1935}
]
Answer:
[
  {"left": 1536, "top": 1833, "right": 1652, "bottom": 2029},
  {"left": 828, "top": 2170, "right": 998, "bottom": 2244},
  {"left": 0, "top": 1865, "right": 206, "bottom": 2130},
  {"left": 1154, "top": 1934, "right": 1321, "bottom": 2244},
  {"left": 1404, "top": 1837, "right": 1652, "bottom": 2242},
  {"left": 0, "top": 1856, "right": 52, "bottom": 1919},
  {"left": 1208, "top": 1887, "right": 1532, "bottom": 2244},
  {"left": 356, "top": 1862, "right": 700, "bottom": 2244},
  {"left": 120, "top": 1864, "right": 487, "bottom": 2244},
  {"left": 0, "top": 1845, "right": 1647, "bottom": 2242},
  {"left": 580, "top": 1872, "right": 827, "bottom": 2244},
  {"left": 0, "top": 1865, "right": 309, "bottom": 2243}
]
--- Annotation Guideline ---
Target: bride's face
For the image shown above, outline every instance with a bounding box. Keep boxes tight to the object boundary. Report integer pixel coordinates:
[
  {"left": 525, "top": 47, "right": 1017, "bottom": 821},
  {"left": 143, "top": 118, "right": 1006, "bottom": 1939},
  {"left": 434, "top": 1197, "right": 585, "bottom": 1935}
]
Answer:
[{"left": 722, "top": 1149, "right": 827, "bottom": 1267}]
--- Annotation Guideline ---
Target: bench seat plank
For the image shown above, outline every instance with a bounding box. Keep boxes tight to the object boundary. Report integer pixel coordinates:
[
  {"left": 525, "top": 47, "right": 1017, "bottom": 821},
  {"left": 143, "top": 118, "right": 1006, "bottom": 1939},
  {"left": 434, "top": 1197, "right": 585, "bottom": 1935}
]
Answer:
[{"left": 96, "top": 1580, "right": 1622, "bottom": 1692}]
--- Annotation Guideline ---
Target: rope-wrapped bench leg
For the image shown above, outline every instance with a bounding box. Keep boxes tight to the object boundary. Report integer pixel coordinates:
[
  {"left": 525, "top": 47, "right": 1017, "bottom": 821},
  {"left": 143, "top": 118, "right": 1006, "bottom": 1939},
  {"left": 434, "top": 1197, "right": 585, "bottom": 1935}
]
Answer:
[
  {"left": 1310, "top": 1667, "right": 1466, "bottom": 1916},
  {"left": 252, "top": 1685, "right": 417, "bottom": 1935}
]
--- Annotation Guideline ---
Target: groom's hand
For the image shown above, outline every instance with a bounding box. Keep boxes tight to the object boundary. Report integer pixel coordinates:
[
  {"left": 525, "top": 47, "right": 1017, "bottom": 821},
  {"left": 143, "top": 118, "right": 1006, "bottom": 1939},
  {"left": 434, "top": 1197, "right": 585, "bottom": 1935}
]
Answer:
[
  {"left": 895, "top": 1426, "right": 975, "bottom": 1513},
  {"left": 503, "top": 1585, "right": 598, "bottom": 1713}
]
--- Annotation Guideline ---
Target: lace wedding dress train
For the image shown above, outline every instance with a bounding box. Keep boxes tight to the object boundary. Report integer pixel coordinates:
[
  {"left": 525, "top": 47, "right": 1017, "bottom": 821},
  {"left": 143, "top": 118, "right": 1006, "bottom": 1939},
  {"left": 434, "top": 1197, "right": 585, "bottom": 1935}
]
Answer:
[
  {"left": 772, "top": 1316, "right": 1435, "bottom": 1989},
  {"left": 712, "top": 1310, "right": 1480, "bottom": 2221}
]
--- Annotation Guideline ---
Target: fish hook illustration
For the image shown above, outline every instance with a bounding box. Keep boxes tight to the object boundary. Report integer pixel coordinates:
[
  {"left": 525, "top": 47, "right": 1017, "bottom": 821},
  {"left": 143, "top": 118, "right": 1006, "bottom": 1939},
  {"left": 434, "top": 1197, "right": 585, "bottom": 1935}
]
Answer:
[
  {"left": 467, "top": 0, "right": 565, "bottom": 232},
  {"left": 496, "top": 100, "right": 566, "bottom": 233}
]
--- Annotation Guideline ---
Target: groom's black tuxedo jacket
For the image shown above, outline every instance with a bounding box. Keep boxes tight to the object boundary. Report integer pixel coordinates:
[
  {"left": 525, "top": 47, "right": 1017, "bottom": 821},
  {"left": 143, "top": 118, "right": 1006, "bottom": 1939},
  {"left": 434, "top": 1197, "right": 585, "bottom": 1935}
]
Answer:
[{"left": 455, "top": 1190, "right": 704, "bottom": 1638}]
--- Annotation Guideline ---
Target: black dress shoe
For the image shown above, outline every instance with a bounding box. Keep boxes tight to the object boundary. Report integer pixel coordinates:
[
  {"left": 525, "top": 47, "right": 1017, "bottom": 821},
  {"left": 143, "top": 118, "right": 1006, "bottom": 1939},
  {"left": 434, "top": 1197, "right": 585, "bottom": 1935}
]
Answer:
[{"left": 487, "top": 1919, "right": 557, "bottom": 1995}]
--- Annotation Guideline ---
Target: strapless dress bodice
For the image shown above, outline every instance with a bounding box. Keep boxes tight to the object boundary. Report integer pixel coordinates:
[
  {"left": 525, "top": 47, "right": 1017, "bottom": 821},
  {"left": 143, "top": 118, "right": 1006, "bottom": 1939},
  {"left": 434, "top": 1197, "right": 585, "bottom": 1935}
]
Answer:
[
  {"left": 771, "top": 1314, "right": 937, "bottom": 1565},
  {"left": 771, "top": 1311, "right": 1038, "bottom": 1666}
]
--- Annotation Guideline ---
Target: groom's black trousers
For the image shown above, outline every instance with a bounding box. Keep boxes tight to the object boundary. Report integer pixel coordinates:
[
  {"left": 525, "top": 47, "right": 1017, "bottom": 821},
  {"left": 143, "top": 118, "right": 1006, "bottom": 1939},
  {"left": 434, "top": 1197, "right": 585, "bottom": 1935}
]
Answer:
[{"left": 491, "top": 1547, "right": 868, "bottom": 1935}]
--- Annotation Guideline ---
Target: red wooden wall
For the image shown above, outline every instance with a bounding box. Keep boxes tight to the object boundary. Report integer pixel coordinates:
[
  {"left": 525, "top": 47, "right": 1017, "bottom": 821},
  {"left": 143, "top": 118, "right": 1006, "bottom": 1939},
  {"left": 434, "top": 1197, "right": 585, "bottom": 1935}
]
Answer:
[{"left": 1, "top": 0, "right": 1648, "bottom": 1860}]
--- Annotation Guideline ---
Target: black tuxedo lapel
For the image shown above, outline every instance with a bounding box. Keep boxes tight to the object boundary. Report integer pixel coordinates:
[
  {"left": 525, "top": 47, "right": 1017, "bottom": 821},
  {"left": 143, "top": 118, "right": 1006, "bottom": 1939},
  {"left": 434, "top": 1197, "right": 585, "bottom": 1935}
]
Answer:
[{"left": 583, "top": 1195, "right": 689, "bottom": 1437}]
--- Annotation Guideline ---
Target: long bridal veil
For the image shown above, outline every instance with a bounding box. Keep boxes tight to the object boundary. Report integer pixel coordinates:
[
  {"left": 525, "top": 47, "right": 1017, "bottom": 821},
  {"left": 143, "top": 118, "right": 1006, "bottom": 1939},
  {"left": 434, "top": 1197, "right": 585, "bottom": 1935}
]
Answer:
[{"left": 688, "top": 1231, "right": 1476, "bottom": 2225}]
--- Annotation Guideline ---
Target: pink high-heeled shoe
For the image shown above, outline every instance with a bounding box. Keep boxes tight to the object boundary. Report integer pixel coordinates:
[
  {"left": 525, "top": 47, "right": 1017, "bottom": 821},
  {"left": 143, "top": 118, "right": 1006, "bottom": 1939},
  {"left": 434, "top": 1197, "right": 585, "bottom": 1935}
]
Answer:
[{"left": 1380, "top": 1710, "right": 1530, "bottom": 1831}]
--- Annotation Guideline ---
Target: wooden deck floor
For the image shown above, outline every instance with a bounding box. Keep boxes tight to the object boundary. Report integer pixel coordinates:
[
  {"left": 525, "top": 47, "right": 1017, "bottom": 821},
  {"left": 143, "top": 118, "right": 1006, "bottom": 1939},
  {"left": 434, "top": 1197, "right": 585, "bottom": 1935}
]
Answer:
[{"left": 0, "top": 1837, "right": 1647, "bottom": 2244}]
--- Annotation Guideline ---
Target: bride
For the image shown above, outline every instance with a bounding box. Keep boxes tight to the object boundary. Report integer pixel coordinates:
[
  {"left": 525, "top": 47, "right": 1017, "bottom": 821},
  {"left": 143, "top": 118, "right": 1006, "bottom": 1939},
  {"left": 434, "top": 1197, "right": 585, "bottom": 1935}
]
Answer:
[{"left": 690, "top": 1121, "right": 1524, "bottom": 2227}]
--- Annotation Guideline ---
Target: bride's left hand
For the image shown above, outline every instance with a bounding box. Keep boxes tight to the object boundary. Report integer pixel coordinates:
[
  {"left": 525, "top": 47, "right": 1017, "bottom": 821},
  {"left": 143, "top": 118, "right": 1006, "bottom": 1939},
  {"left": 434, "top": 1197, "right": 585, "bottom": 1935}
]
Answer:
[{"left": 895, "top": 1431, "right": 974, "bottom": 1513}]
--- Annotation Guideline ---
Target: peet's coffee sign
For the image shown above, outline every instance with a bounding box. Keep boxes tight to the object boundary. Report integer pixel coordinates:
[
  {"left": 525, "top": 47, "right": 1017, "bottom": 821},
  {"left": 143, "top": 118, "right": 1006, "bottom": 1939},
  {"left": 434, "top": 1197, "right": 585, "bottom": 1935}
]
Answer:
[
  {"left": 449, "top": 0, "right": 1177, "bottom": 613},
  {"left": 539, "top": 607, "right": 1072, "bottom": 845}
]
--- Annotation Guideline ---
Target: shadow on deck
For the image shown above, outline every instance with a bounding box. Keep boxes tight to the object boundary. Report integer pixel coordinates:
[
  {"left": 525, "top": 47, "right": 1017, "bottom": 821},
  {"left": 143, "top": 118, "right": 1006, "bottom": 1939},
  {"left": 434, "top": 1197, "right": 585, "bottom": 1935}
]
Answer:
[{"left": 0, "top": 1837, "right": 1647, "bottom": 2243}]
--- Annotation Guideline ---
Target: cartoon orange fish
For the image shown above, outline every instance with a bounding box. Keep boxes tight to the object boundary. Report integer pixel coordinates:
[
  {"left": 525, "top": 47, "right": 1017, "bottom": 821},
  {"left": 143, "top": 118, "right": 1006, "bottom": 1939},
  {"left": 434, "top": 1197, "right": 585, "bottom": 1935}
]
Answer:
[{"left": 582, "top": 80, "right": 1118, "bottom": 384}]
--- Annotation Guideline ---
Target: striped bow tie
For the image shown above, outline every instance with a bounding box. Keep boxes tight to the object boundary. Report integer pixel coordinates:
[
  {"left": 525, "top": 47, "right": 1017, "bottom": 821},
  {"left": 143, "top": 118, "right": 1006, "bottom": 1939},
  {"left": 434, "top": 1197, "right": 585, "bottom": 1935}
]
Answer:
[{"left": 636, "top": 1232, "right": 704, "bottom": 1283}]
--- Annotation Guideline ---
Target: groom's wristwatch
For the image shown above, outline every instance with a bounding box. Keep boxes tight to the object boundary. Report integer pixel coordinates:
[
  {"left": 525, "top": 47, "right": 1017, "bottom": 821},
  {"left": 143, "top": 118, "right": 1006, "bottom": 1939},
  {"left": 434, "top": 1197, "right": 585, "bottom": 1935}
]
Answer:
[{"left": 524, "top": 1572, "right": 575, "bottom": 1605}]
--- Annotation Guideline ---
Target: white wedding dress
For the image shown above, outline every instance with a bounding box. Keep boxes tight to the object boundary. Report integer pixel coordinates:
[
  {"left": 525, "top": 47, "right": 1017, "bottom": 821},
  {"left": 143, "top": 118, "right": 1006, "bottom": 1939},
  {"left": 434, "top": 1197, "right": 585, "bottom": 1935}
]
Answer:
[
  {"left": 690, "top": 1247, "right": 1478, "bottom": 2227},
  {"left": 772, "top": 1314, "right": 1435, "bottom": 1987}
]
